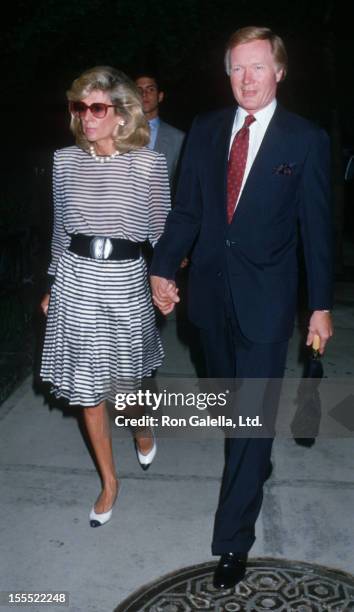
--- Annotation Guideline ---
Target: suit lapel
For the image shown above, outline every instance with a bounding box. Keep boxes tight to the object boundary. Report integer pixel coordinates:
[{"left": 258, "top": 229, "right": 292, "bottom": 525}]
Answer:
[
  {"left": 155, "top": 121, "right": 169, "bottom": 153},
  {"left": 231, "top": 105, "right": 287, "bottom": 221},
  {"left": 210, "top": 107, "right": 237, "bottom": 214}
]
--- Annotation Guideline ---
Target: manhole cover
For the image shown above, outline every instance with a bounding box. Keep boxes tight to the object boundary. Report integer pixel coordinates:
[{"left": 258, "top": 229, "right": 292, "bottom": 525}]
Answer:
[{"left": 114, "top": 558, "right": 354, "bottom": 611}]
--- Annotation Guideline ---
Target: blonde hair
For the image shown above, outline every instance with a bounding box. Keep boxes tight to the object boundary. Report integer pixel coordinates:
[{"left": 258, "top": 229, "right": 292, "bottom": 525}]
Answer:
[
  {"left": 66, "top": 66, "right": 150, "bottom": 153},
  {"left": 225, "top": 26, "right": 288, "bottom": 80}
]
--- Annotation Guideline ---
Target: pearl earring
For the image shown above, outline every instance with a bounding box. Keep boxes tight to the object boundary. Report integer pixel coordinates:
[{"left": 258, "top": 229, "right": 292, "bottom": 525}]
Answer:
[{"left": 119, "top": 120, "right": 125, "bottom": 126}]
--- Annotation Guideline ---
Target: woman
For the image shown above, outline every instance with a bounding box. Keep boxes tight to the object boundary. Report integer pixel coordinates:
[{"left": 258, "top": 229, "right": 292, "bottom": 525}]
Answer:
[{"left": 40, "top": 66, "right": 170, "bottom": 527}]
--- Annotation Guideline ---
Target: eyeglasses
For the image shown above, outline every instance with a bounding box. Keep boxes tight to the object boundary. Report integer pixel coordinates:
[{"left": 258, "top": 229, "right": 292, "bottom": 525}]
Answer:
[{"left": 69, "top": 101, "right": 116, "bottom": 118}]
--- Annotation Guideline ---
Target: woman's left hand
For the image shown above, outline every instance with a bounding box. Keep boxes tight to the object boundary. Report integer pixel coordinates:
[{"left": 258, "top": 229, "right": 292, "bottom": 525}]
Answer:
[{"left": 40, "top": 293, "right": 50, "bottom": 317}]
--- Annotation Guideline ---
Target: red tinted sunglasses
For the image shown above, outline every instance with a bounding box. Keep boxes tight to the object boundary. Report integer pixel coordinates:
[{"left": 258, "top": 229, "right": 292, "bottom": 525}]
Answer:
[{"left": 69, "top": 101, "right": 116, "bottom": 118}]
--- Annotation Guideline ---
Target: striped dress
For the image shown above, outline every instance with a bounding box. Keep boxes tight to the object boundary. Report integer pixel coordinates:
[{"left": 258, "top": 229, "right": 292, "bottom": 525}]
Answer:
[{"left": 40, "top": 145, "right": 170, "bottom": 406}]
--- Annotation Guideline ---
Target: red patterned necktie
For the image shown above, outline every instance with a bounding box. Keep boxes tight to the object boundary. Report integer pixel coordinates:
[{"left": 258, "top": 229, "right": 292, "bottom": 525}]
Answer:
[{"left": 227, "top": 114, "right": 256, "bottom": 224}]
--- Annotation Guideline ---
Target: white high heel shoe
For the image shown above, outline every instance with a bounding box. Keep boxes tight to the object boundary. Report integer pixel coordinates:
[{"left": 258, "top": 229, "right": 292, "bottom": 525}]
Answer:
[
  {"left": 89, "top": 481, "right": 121, "bottom": 528},
  {"left": 134, "top": 429, "right": 156, "bottom": 471}
]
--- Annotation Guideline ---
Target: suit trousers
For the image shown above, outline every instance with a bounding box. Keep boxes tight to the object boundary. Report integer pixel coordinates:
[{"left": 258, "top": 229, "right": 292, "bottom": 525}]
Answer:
[{"left": 199, "top": 285, "right": 288, "bottom": 555}]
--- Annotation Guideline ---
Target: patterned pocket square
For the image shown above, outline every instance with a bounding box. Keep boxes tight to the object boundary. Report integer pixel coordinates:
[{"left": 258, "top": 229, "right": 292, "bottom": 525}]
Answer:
[{"left": 273, "top": 162, "right": 296, "bottom": 176}]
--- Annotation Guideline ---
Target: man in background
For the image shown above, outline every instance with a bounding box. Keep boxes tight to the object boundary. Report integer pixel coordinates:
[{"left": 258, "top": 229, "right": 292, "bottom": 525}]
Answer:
[{"left": 136, "top": 73, "right": 185, "bottom": 190}]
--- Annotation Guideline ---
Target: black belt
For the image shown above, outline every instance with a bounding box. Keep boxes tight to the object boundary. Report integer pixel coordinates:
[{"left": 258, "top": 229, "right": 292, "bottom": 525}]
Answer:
[{"left": 68, "top": 234, "right": 142, "bottom": 261}]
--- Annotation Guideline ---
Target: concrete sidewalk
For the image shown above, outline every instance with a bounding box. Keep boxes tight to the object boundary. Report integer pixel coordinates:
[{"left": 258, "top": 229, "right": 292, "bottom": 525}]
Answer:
[{"left": 0, "top": 282, "right": 354, "bottom": 612}]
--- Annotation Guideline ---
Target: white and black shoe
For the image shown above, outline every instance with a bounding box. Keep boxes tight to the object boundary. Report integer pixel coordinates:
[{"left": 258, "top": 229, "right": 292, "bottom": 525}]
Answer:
[
  {"left": 89, "top": 481, "right": 121, "bottom": 528},
  {"left": 134, "top": 429, "right": 157, "bottom": 471}
]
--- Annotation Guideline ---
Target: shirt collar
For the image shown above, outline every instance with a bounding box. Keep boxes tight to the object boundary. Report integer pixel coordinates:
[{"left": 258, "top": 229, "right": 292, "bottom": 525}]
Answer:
[
  {"left": 148, "top": 117, "right": 160, "bottom": 129},
  {"left": 234, "top": 98, "right": 277, "bottom": 131}
]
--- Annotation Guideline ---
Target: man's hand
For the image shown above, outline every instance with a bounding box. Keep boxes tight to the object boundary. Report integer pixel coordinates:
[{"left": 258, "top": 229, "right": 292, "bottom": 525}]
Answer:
[
  {"left": 306, "top": 310, "right": 333, "bottom": 354},
  {"left": 150, "top": 275, "right": 180, "bottom": 315}
]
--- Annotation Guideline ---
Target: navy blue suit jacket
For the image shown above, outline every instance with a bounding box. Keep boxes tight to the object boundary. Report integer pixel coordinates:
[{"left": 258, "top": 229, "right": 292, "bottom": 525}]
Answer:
[{"left": 151, "top": 105, "right": 333, "bottom": 343}]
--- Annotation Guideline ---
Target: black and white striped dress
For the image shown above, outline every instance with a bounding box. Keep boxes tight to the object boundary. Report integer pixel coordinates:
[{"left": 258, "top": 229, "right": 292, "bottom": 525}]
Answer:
[{"left": 40, "top": 145, "right": 170, "bottom": 406}]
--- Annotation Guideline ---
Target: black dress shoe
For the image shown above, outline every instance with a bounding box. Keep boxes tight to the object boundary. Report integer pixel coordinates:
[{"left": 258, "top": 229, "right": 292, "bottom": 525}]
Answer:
[{"left": 213, "top": 553, "right": 247, "bottom": 589}]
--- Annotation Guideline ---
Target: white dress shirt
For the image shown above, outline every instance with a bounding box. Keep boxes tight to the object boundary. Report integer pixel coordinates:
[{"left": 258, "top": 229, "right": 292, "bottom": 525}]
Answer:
[{"left": 229, "top": 99, "right": 277, "bottom": 205}]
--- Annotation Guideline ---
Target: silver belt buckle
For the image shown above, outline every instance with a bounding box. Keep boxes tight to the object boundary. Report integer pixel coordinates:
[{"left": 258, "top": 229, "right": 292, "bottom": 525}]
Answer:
[{"left": 89, "top": 237, "right": 113, "bottom": 260}]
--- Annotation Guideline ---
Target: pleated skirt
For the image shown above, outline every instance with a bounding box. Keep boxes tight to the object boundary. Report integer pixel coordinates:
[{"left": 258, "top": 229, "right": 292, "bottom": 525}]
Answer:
[{"left": 40, "top": 250, "right": 164, "bottom": 406}]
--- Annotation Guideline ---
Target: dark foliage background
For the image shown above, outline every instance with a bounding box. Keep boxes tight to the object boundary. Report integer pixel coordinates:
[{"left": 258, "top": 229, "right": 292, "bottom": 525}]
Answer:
[{"left": 1, "top": 0, "right": 353, "bottom": 148}]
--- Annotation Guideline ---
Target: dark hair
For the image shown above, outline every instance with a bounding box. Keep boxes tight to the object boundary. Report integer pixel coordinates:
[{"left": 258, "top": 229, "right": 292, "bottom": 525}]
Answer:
[{"left": 134, "top": 73, "right": 164, "bottom": 92}]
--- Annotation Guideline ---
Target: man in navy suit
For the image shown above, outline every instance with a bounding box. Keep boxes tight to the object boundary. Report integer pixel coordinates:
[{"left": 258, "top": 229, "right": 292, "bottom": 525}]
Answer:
[{"left": 150, "top": 26, "right": 333, "bottom": 589}]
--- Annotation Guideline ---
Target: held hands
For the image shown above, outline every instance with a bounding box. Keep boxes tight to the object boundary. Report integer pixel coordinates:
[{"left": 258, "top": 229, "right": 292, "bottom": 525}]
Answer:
[
  {"left": 40, "top": 293, "right": 50, "bottom": 317},
  {"left": 306, "top": 310, "right": 333, "bottom": 354},
  {"left": 150, "top": 275, "right": 180, "bottom": 315}
]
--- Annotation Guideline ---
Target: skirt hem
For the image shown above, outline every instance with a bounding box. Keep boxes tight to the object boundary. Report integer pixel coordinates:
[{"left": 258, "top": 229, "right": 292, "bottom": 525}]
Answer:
[{"left": 41, "top": 360, "right": 163, "bottom": 407}]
